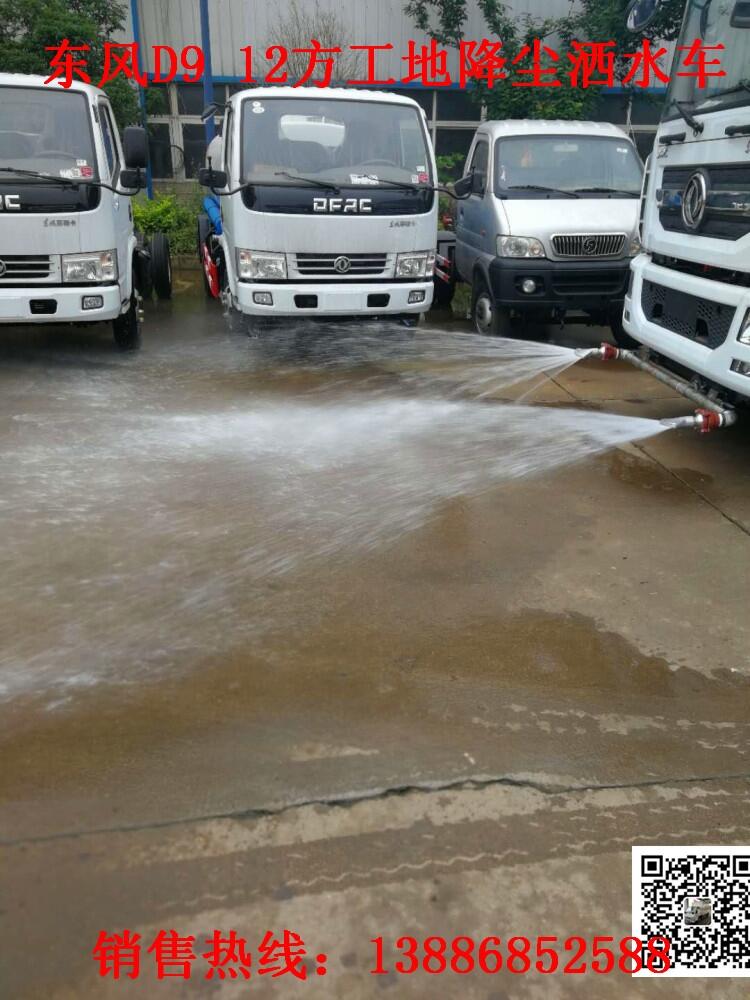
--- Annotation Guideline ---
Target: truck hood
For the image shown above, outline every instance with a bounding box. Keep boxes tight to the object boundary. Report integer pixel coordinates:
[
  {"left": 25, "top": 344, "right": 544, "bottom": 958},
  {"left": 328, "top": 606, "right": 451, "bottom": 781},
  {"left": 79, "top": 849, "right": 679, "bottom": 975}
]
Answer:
[
  {"left": 499, "top": 197, "right": 639, "bottom": 255},
  {"left": 0, "top": 214, "right": 84, "bottom": 254}
]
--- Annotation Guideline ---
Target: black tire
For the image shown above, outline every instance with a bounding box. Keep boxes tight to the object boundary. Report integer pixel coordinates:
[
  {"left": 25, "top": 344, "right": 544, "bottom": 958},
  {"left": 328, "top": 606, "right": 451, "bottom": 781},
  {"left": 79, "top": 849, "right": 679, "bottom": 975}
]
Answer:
[
  {"left": 471, "top": 273, "right": 511, "bottom": 337},
  {"left": 134, "top": 247, "right": 153, "bottom": 300},
  {"left": 112, "top": 293, "right": 141, "bottom": 351},
  {"left": 150, "top": 232, "right": 172, "bottom": 300},
  {"left": 609, "top": 303, "right": 639, "bottom": 349},
  {"left": 433, "top": 276, "right": 456, "bottom": 307}
]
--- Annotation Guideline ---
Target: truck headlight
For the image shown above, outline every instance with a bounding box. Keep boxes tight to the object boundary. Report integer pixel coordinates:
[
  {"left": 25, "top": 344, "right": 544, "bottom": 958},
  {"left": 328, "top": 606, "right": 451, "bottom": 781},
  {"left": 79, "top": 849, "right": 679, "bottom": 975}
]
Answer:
[
  {"left": 62, "top": 251, "right": 117, "bottom": 283},
  {"left": 395, "top": 251, "right": 435, "bottom": 278},
  {"left": 737, "top": 309, "right": 750, "bottom": 345},
  {"left": 236, "top": 249, "right": 287, "bottom": 280},
  {"left": 497, "top": 236, "right": 546, "bottom": 258}
]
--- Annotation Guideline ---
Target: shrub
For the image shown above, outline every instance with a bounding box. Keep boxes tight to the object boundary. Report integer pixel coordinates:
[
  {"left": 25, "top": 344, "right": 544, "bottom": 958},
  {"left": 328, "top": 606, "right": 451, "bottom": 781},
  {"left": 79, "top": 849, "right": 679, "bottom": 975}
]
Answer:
[{"left": 132, "top": 194, "right": 201, "bottom": 256}]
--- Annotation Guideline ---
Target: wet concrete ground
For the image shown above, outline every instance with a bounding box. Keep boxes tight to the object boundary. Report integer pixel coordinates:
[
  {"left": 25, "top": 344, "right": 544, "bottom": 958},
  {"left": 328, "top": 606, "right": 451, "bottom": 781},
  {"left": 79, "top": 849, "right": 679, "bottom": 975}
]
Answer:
[{"left": 1, "top": 288, "right": 750, "bottom": 997}]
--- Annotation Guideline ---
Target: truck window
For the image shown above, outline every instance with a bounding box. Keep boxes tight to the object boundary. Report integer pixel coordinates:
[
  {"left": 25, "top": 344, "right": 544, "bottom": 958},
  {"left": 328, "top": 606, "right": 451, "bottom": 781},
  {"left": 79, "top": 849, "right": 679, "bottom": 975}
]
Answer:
[
  {"left": 0, "top": 86, "right": 98, "bottom": 180},
  {"left": 240, "top": 97, "right": 433, "bottom": 188},
  {"left": 494, "top": 135, "right": 642, "bottom": 197},
  {"left": 99, "top": 103, "right": 120, "bottom": 182},
  {"left": 468, "top": 140, "right": 489, "bottom": 195}
]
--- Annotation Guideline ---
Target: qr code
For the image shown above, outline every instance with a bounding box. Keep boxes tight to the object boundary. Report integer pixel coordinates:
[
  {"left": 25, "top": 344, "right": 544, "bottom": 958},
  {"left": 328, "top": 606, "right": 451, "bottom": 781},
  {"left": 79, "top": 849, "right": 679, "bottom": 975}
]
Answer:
[{"left": 632, "top": 846, "right": 750, "bottom": 977}]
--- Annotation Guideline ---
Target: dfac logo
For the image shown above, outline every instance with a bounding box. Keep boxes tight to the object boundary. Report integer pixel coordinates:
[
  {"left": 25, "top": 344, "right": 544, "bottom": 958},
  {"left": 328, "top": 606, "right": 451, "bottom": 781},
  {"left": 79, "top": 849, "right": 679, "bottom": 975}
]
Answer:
[
  {"left": 682, "top": 170, "right": 709, "bottom": 230},
  {"left": 313, "top": 197, "right": 372, "bottom": 213},
  {"left": 333, "top": 255, "right": 351, "bottom": 273},
  {"left": 0, "top": 194, "right": 21, "bottom": 210}
]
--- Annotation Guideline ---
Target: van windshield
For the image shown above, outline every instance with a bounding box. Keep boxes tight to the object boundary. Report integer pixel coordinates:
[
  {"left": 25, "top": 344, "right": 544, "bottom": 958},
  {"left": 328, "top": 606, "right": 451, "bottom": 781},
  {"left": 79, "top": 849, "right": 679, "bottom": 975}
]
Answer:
[
  {"left": 0, "top": 87, "right": 98, "bottom": 180},
  {"left": 240, "top": 97, "right": 432, "bottom": 187},
  {"left": 494, "top": 135, "right": 642, "bottom": 197}
]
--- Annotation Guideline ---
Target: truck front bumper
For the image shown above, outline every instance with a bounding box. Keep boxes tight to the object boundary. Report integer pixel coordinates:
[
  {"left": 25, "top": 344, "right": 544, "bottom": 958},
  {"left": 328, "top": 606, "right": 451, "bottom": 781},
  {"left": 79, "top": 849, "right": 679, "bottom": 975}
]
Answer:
[
  {"left": 624, "top": 253, "right": 750, "bottom": 397},
  {"left": 234, "top": 280, "right": 433, "bottom": 317},
  {"left": 0, "top": 285, "right": 123, "bottom": 324},
  {"left": 488, "top": 257, "right": 629, "bottom": 312}
]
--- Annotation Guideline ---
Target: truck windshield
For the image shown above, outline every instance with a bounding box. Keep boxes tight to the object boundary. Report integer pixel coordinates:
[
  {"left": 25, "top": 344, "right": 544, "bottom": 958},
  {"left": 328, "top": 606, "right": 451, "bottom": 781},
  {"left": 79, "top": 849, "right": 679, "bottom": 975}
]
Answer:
[
  {"left": 240, "top": 97, "right": 432, "bottom": 187},
  {"left": 494, "top": 135, "right": 642, "bottom": 197},
  {"left": 663, "top": 0, "right": 750, "bottom": 119},
  {"left": 0, "top": 87, "right": 98, "bottom": 180}
]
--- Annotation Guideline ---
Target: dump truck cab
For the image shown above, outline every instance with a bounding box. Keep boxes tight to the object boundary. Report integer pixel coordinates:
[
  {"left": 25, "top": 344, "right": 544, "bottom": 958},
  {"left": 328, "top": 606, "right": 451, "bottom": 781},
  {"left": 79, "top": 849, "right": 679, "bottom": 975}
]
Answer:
[{"left": 0, "top": 73, "right": 159, "bottom": 348}]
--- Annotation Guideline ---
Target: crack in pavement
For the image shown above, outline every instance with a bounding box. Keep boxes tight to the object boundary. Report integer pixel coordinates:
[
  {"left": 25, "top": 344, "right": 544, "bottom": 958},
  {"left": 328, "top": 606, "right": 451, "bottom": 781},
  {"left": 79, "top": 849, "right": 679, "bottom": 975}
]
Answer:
[{"left": 2, "top": 769, "right": 750, "bottom": 849}]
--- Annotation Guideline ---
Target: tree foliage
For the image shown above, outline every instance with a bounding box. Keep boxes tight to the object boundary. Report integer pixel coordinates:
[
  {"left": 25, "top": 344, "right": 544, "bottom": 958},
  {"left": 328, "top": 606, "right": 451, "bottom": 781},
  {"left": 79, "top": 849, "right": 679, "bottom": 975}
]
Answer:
[
  {"left": 405, "top": 0, "right": 685, "bottom": 121},
  {"left": 0, "top": 0, "right": 140, "bottom": 126}
]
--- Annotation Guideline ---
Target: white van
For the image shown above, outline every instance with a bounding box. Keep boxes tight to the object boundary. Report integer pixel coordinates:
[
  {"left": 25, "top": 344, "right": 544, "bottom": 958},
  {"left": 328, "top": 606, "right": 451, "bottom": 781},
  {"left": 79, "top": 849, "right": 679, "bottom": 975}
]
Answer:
[{"left": 454, "top": 120, "right": 643, "bottom": 341}]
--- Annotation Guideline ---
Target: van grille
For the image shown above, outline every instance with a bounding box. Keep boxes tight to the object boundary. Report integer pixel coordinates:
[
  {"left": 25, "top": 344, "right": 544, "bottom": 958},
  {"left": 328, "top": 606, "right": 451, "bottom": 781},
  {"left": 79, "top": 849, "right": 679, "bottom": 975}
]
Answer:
[
  {"left": 0, "top": 254, "right": 53, "bottom": 281},
  {"left": 291, "top": 252, "right": 389, "bottom": 277},
  {"left": 552, "top": 234, "right": 625, "bottom": 258}
]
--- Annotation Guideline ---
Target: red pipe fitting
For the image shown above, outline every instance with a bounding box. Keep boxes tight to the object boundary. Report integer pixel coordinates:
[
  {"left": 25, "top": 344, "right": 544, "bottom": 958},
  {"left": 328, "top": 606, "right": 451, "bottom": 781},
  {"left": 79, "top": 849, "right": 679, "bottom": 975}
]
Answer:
[
  {"left": 600, "top": 342, "right": 620, "bottom": 362},
  {"left": 695, "top": 408, "right": 723, "bottom": 433}
]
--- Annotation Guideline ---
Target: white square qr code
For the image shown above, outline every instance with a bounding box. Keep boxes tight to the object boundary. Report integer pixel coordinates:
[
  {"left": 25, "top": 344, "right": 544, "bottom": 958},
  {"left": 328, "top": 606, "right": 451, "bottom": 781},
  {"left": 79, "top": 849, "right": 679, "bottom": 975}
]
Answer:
[{"left": 632, "top": 846, "right": 750, "bottom": 977}]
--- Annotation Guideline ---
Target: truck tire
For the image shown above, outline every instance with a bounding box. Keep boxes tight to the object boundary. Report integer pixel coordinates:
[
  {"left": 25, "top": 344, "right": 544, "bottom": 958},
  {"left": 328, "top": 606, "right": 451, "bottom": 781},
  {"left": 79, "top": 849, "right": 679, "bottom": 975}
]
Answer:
[
  {"left": 609, "top": 304, "right": 639, "bottom": 349},
  {"left": 150, "top": 232, "right": 172, "bottom": 300},
  {"left": 472, "top": 273, "right": 511, "bottom": 337},
  {"left": 112, "top": 293, "right": 141, "bottom": 351}
]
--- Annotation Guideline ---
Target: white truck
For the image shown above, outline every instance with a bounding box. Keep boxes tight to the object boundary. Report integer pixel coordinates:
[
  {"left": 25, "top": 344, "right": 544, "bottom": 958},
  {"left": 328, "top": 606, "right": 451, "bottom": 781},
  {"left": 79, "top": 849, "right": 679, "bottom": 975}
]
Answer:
[
  {"left": 197, "top": 87, "right": 439, "bottom": 328},
  {"left": 0, "top": 73, "right": 171, "bottom": 349},
  {"left": 622, "top": 0, "right": 750, "bottom": 407}
]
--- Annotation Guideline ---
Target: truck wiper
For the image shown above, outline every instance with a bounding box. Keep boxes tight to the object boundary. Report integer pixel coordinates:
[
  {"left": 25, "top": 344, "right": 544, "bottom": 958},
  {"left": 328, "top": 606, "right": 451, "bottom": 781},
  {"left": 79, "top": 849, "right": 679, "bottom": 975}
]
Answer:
[
  {"left": 273, "top": 171, "right": 339, "bottom": 191},
  {"left": 573, "top": 186, "right": 639, "bottom": 197},
  {"left": 666, "top": 99, "right": 704, "bottom": 134},
  {"left": 0, "top": 166, "right": 81, "bottom": 186},
  {"left": 506, "top": 184, "right": 579, "bottom": 198}
]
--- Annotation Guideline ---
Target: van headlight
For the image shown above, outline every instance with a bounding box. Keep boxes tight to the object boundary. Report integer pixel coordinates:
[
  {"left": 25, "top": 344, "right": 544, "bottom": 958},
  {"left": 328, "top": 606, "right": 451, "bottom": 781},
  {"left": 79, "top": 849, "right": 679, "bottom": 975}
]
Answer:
[
  {"left": 497, "top": 236, "right": 545, "bottom": 258},
  {"left": 395, "top": 251, "right": 435, "bottom": 278},
  {"left": 628, "top": 235, "right": 642, "bottom": 256},
  {"left": 62, "top": 250, "right": 117, "bottom": 283},
  {"left": 236, "top": 249, "right": 287, "bottom": 280}
]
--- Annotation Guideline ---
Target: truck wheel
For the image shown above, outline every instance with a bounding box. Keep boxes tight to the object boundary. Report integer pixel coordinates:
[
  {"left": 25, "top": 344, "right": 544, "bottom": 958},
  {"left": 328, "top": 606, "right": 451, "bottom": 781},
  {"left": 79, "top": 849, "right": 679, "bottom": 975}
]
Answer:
[
  {"left": 150, "top": 232, "right": 172, "bottom": 300},
  {"left": 609, "top": 304, "right": 639, "bottom": 349},
  {"left": 112, "top": 294, "right": 141, "bottom": 351},
  {"left": 472, "top": 274, "right": 511, "bottom": 337}
]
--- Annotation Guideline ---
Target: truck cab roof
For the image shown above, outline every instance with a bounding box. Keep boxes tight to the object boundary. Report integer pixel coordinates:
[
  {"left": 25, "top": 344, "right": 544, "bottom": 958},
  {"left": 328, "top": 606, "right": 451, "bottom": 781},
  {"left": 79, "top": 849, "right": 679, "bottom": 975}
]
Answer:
[
  {"left": 226, "top": 85, "right": 426, "bottom": 114},
  {"left": 0, "top": 72, "right": 106, "bottom": 102},
  {"left": 478, "top": 120, "right": 633, "bottom": 142}
]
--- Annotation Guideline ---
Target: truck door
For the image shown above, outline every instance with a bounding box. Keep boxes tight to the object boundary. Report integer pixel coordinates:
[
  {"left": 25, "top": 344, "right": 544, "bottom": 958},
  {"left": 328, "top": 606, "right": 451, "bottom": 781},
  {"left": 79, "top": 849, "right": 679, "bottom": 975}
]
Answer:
[
  {"left": 455, "top": 135, "right": 490, "bottom": 283},
  {"left": 97, "top": 100, "right": 130, "bottom": 299}
]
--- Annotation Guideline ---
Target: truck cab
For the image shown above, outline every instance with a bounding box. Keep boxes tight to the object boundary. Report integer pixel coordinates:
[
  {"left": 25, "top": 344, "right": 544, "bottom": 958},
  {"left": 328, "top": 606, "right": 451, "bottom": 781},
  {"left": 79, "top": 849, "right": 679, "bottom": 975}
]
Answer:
[
  {"left": 623, "top": 0, "right": 750, "bottom": 402},
  {"left": 454, "top": 120, "right": 642, "bottom": 340},
  {"left": 199, "top": 87, "right": 438, "bottom": 327},
  {"left": 0, "top": 73, "right": 156, "bottom": 349}
]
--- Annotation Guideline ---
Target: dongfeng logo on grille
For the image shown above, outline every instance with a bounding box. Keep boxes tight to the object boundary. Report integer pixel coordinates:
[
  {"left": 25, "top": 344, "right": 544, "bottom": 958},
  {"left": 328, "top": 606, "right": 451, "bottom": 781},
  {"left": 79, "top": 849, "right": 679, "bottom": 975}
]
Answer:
[
  {"left": 0, "top": 260, "right": 6, "bottom": 277},
  {"left": 682, "top": 170, "right": 709, "bottom": 230},
  {"left": 333, "top": 255, "right": 351, "bottom": 274},
  {"left": 582, "top": 237, "right": 597, "bottom": 255}
]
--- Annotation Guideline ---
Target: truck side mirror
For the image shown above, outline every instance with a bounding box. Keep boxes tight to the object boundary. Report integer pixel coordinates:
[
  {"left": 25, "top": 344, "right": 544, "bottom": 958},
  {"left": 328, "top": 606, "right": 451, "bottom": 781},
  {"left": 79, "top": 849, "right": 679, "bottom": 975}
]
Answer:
[
  {"left": 453, "top": 174, "right": 473, "bottom": 198},
  {"left": 625, "top": 0, "right": 662, "bottom": 31},
  {"left": 198, "top": 166, "right": 228, "bottom": 189},
  {"left": 123, "top": 126, "right": 149, "bottom": 169},
  {"left": 119, "top": 167, "right": 145, "bottom": 193}
]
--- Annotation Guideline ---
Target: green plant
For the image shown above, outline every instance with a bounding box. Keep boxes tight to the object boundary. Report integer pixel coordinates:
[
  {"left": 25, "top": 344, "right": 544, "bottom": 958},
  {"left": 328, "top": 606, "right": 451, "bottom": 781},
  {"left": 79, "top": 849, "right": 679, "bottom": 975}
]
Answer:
[{"left": 133, "top": 194, "right": 202, "bottom": 256}]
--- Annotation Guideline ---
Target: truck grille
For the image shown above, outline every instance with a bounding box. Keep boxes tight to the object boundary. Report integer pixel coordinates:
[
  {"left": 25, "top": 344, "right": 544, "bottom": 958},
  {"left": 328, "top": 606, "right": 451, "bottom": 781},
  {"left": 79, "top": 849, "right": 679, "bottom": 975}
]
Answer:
[
  {"left": 641, "top": 279, "right": 734, "bottom": 349},
  {"left": 291, "top": 252, "right": 389, "bottom": 277},
  {"left": 0, "top": 254, "right": 54, "bottom": 281},
  {"left": 552, "top": 234, "right": 625, "bottom": 258}
]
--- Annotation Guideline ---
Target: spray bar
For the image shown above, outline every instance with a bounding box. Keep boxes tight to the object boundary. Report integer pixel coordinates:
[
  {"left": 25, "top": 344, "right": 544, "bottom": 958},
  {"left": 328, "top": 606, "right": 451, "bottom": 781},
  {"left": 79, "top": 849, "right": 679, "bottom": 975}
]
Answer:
[{"left": 577, "top": 344, "right": 737, "bottom": 433}]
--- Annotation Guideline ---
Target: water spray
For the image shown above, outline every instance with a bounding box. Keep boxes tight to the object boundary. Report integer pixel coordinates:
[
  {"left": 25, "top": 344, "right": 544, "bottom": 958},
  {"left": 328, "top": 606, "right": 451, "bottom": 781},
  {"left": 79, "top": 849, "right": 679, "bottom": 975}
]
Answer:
[{"left": 578, "top": 343, "right": 738, "bottom": 434}]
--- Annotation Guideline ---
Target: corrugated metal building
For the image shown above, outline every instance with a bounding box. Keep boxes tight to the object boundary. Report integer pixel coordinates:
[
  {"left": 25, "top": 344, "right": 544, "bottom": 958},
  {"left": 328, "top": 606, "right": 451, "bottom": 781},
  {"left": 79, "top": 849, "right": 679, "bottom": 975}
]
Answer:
[{"left": 123, "top": 0, "right": 664, "bottom": 180}]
